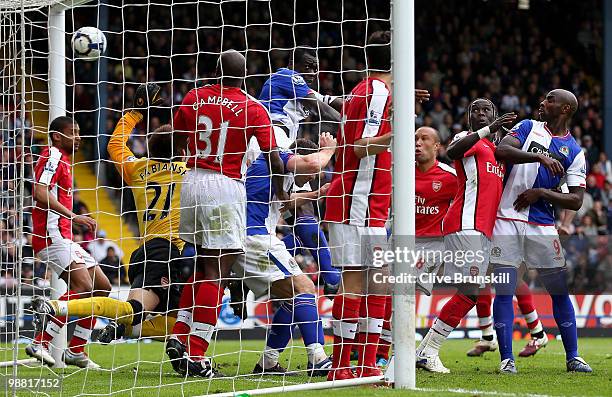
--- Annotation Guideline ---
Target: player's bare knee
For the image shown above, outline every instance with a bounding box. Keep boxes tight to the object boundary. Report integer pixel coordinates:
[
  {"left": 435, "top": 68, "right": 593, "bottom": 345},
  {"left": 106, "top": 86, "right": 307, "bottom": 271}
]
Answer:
[{"left": 293, "top": 274, "right": 316, "bottom": 295}]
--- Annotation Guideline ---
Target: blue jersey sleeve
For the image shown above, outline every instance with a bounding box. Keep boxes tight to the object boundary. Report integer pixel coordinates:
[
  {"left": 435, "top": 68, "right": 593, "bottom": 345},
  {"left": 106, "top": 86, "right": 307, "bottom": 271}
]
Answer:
[
  {"left": 275, "top": 69, "right": 311, "bottom": 100},
  {"left": 508, "top": 119, "right": 533, "bottom": 146}
]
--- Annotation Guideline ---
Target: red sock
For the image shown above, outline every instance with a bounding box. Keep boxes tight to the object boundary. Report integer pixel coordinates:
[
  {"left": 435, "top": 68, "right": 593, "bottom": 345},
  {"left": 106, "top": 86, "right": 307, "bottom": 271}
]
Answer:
[
  {"left": 377, "top": 295, "right": 392, "bottom": 360},
  {"left": 476, "top": 285, "right": 493, "bottom": 330},
  {"left": 438, "top": 293, "right": 476, "bottom": 329},
  {"left": 173, "top": 272, "right": 205, "bottom": 345},
  {"left": 188, "top": 281, "right": 223, "bottom": 359},
  {"left": 516, "top": 280, "right": 535, "bottom": 316},
  {"left": 331, "top": 295, "right": 360, "bottom": 371},
  {"left": 358, "top": 295, "right": 386, "bottom": 369},
  {"left": 69, "top": 316, "right": 96, "bottom": 354}
]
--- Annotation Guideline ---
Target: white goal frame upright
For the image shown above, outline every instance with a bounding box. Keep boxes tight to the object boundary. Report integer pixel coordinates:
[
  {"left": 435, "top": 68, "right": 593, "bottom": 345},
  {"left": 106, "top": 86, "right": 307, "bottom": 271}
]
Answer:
[{"left": 1, "top": 0, "right": 417, "bottom": 392}]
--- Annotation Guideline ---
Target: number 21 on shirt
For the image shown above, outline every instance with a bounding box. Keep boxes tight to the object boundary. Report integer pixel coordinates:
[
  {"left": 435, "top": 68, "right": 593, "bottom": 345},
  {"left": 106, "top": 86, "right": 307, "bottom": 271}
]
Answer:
[{"left": 196, "top": 115, "right": 229, "bottom": 163}]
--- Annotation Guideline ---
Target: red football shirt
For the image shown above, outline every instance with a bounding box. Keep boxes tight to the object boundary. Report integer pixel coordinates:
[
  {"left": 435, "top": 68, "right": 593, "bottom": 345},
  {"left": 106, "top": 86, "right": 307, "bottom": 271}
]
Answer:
[
  {"left": 325, "top": 77, "right": 392, "bottom": 227},
  {"left": 416, "top": 160, "right": 458, "bottom": 237},
  {"left": 32, "top": 146, "right": 74, "bottom": 253},
  {"left": 442, "top": 132, "right": 504, "bottom": 238},
  {"left": 173, "top": 84, "right": 276, "bottom": 180}
]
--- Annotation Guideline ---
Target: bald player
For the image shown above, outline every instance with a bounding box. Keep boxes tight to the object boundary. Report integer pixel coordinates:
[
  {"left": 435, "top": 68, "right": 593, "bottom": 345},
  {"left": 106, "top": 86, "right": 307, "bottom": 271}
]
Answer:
[
  {"left": 491, "top": 89, "right": 592, "bottom": 373},
  {"left": 171, "top": 49, "right": 286, "bottom": 377},
  {"left": 413, "top": 127, "right": 458, "bottom": 295},
  {"left": 375, "top": 127, "right": 458, "bottom": 365}
]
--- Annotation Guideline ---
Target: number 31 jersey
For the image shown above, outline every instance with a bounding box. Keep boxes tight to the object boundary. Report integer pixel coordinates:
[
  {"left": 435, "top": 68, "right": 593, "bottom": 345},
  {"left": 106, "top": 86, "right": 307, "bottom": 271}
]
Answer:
[{"left": 174, "top": 84, "right": 277, "bottom": 180}]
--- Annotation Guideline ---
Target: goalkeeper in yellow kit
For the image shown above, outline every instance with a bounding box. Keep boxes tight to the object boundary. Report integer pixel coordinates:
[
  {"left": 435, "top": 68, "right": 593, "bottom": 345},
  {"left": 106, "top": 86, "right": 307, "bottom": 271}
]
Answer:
[{"left": 31, "top": 83, "right": 188, "bottom": 347}]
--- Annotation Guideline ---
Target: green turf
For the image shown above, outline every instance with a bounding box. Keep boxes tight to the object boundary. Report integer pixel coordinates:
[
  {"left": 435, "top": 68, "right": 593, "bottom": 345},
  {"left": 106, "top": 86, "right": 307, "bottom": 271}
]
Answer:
[{"left": 1, "top": 338, "right": 610, "bottom": 397}]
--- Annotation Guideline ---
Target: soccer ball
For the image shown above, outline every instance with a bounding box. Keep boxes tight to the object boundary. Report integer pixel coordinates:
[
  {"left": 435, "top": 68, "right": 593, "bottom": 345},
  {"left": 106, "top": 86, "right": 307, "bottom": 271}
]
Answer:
[{"left": 71, "top": 27, "right": 107, "bottom": 61}]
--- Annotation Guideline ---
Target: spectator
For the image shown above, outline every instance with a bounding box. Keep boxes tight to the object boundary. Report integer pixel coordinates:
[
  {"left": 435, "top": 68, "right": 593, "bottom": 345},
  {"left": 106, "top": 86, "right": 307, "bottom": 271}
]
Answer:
[
  {"left": 598, "top": 152, "right": 612, "bottom": 183},
  {"left": 588, "top": 163, "right": 606, "bottom": 189},
  {"left": 582, "top": 135, "right": 599, "bottom": 167},
  {"left": 500, "top": 86, "right": 520, "bottom": 113},
  {"left": 587, "top": 200, "right": 607, "bottom": 234},
  {"left": 581, "top": 214, "right": 598, "bottom": 237},
  {"left": 100, "top": 246, "right": 126, "bottom": 286},
  {"left": 88, "top": 229, "right": 123, "bottom": 263}
]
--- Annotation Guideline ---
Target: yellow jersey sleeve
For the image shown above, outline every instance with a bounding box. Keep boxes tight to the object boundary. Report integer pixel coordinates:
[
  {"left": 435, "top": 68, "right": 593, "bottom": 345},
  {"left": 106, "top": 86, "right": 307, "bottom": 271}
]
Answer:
[{"left": 107, "top": 111, "right": 143, "bottom": 185}]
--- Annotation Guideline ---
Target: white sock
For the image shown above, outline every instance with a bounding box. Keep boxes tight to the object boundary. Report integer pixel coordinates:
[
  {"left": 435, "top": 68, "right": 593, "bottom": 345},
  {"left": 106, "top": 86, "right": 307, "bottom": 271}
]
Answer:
[
  {"left": 306, "top": 342, "right": 327, "bottom": 365},
  {"left": 481, "top": 323, "right": 495, "bottom": 339},
  {"left": 524, "top": 310, "right": 543, "bottom": 335},
  {"left": 417, "top": 318, "right": 453, "bottom": 357},
  {"left": 257, "top": 347, "right": 280, "bottom": 369}
]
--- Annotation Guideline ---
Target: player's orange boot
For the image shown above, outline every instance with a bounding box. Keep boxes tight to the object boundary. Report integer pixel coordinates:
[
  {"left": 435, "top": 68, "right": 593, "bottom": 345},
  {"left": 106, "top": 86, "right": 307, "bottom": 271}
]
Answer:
[
  {"left": 327, "top": 368, "right": 356, "bottom": 381},
  {"left": 356, "top": 366, "right": 384, "bottom": 378}
]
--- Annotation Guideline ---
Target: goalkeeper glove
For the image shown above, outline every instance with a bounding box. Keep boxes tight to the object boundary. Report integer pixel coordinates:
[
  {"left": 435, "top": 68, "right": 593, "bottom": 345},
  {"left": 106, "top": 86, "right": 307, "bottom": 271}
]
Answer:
[{"left": 132, "top": 82, "right": 162, "bottom": 112}]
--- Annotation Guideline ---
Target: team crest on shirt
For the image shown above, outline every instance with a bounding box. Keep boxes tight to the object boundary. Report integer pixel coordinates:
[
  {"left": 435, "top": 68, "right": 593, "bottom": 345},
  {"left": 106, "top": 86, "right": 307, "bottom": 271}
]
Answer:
[
  {"left": 432, "top": 180, "right": 442, "bottom": 192},
  {"left": 291, "top": 74, "right": 307, "bottom": 86},
  {"left": 559, "top": 146, "right": 570, "bottom": 157}
]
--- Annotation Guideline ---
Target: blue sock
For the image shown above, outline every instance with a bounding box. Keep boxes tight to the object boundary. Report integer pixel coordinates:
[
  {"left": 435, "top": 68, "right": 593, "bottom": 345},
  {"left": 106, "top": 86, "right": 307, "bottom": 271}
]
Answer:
[
  {"left": 266, "top": 302, "right": 296, "bottom": 352},
  {"left": 293, "top": 293, "right": 324, "bottom": 346},
  {"left": 294, "top": 216, "right": 340, "bottom": 285},
  {"left": 282, "top": 233, "right": 303, "bottom": 257},
  {"left": 539, "top": 268, "right": 578, "bottom": 361},
  {"left": 493, "top": 266, "right": 518, "bottom": 361}
]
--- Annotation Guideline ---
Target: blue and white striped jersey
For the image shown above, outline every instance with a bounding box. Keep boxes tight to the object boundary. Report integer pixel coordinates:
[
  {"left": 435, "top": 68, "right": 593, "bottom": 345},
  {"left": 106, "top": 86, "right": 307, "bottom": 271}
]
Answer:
[
  {"left": 258, "top": 68, "right": 314, "bottom": 143},
  {"left": 498, "top": 119, "right": 586, "bottom": 225}
]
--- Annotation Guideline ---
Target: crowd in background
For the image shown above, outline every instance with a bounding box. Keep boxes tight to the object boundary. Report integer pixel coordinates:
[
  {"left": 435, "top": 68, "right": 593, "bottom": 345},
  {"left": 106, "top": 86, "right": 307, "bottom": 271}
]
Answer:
[{"left": 1, "top": 0, "right": 609, "bottom": 293}]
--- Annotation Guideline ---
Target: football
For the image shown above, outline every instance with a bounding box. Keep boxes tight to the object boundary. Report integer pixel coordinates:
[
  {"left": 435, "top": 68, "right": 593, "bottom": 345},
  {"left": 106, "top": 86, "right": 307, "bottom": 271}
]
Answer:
[{"left": 71, "top": 26, "right": 107, "bottom": 61}]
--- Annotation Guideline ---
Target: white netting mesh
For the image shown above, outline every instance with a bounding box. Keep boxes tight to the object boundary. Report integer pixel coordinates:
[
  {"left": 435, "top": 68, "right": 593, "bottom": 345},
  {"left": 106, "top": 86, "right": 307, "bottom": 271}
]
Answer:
[{"left": 2, "top": 1, "right": 394, "bottom": 395}]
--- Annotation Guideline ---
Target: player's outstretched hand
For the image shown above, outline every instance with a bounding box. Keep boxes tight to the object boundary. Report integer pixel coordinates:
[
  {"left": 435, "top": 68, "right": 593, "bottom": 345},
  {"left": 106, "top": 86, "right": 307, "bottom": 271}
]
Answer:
[
  {"left": 319, "top": 132, "right": 337, "bottom": 151},
  {"left": 415, "top": 89, "right": 430, "bottom": 103},
  {"left": 538, "top": 155, "right": 564, "bottom": 176},
  {"left": 513, "top": 188, "right": 543, "bottom": 211},
  {"left": 132, "top": 82, "right": 163, "bottom": 112},
  {"left": 489, "top": 112, "right": 517, "bottom": 133},
  {"left": 73, "top": 214, "right": 97, "bottom": 232}
]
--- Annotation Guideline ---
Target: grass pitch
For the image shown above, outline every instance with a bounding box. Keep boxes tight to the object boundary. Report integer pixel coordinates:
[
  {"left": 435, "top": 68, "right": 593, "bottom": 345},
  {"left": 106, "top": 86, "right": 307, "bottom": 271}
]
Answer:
[{"left": 1, "top": 338, "right": 609, "bottom": 397}]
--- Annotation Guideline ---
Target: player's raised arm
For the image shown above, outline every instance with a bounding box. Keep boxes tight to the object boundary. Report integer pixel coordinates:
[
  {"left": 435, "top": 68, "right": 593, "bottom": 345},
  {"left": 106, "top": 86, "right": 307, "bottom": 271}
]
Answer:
[
  {"left": 447, "top": 111, "right": 516, "bottom": 160},
  {"left": 107, "top": 83, "right": 163, "bottom": 184},
  {"left": 301, "top": 92, "right": 342, "bottom": 123},
  {"left": 286, "top": 132, "right": 336, "bottom": 174}
]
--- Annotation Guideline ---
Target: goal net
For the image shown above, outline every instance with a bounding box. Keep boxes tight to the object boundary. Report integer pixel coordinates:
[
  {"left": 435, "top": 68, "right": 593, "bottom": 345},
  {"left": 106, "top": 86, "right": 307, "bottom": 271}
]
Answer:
[{"left": 1, "top": 0, "right": 413, "bottom": 395}]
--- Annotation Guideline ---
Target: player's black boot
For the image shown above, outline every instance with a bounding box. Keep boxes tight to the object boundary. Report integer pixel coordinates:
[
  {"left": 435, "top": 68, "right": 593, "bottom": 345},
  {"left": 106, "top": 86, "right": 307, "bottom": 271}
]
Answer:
[
  {"left": 96, "top": 321, "right": 126, "bottom": 344},
  {"left": 165, "top": 338, "right": 187, "bottom": 375}
]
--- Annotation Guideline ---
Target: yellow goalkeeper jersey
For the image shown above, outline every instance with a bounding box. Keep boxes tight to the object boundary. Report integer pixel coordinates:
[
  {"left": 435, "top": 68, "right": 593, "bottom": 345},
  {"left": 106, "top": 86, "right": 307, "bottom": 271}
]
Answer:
[{"left": 107, "top": 111, "right": 187, "bottom": 251}]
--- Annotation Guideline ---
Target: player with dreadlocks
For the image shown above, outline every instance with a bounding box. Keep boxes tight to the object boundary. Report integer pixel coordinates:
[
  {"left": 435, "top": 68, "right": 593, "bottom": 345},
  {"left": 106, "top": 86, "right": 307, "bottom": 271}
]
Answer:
[{"left": 416, "top": 98, "right": 516, "bottom": 373}]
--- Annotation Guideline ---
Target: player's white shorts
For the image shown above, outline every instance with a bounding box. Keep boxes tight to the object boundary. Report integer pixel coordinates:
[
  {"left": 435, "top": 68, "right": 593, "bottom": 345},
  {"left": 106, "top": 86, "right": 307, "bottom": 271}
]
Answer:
[
  {"left": 37, "top": 238, "right": 97, "bottom": 276},
  {"left": 233, "top": 234, "right": 303, "bottom": 297},
  {"left": 414, "top": 237, "right": 445, "bottom": 296},
  {"left": 328, "top": 223, "right": 389, "bottom": 268},
  {"left": 443, "top": 230, "right": 491, "bottom": 284},
  {"left": 490, "top": 218, "right": 564, "bottom": 269},
  {"left": 180, "top": 169, "right": 246, "bottom": 250}
]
